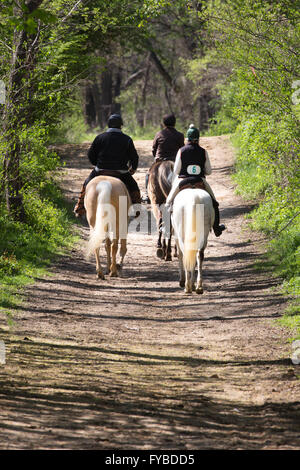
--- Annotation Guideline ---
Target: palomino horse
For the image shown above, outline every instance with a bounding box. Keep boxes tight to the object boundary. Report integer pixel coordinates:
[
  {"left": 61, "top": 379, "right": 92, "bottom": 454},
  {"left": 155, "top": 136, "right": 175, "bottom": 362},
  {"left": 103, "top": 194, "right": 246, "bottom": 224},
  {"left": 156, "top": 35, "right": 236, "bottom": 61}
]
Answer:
[
  {"left": 147, "top": 160, "right": 176, "bottom": 261},
  {"left": 172, "top": 188, "right": 214, "bottom": 294},
  {"left": 85, "top": 176, "right": 130, "bottom": 279}
]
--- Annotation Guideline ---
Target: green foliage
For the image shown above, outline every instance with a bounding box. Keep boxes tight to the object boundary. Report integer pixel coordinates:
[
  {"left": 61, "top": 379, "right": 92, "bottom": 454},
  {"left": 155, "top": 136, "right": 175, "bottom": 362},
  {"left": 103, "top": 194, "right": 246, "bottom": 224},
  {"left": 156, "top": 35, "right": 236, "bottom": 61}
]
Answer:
[
  {"left": 0, "top": 184, "right": 76, "bottom": 320},
  {"left": 0, "top": 0, "right": 172, "bottom": 322},
  {"left": 202, "top": 0, "right": 300, "bottom": 336},
  {"left": 48, "top": 105, "right": 99, "bottom": 144}
]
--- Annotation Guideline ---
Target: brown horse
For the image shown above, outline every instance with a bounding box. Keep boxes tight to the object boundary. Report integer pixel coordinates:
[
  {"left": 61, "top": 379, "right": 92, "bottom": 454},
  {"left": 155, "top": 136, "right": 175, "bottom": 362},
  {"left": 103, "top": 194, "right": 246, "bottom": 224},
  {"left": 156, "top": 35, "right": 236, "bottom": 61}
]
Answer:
[
  {"left": 85, "top": 176, "right": 130, "bottom": 279},
  {"left": 147, "top": 160, "right": 176, "bottom": 261}
]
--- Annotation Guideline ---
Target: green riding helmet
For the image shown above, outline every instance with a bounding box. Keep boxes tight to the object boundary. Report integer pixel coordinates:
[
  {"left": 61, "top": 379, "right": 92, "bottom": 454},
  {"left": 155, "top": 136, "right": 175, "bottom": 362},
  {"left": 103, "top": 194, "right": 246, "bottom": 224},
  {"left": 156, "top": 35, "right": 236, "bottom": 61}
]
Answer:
[{"left": 186, "top": 124, "right": 199, "bottom": 141}]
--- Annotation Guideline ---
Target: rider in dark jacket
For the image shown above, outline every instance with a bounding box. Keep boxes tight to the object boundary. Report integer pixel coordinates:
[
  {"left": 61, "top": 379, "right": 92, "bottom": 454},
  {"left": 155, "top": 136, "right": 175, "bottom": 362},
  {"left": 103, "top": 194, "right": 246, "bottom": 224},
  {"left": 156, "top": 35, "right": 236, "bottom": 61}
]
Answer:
[
  {"left": 152, "top": 115, "right": 184, "bottom": 162},
  {"left": 143, "top": 113, "right": 184, "bottom": 203},
  {"left": 74, "top": 114, "right": 141, "bottom": 218}
]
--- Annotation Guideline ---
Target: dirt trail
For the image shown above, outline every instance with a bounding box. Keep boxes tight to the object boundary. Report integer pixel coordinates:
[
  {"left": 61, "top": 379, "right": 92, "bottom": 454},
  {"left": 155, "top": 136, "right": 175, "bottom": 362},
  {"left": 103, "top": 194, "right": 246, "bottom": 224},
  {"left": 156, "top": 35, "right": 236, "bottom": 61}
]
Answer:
[{"left": 0, "top": 136, "right": 299, "bottom": 450}]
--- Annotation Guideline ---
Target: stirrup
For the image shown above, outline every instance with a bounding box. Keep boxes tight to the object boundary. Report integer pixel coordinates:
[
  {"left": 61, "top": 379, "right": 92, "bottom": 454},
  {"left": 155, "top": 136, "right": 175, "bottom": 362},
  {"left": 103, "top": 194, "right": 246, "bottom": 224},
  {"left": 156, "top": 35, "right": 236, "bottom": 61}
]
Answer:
[
  {"left": 74, "top": 204, "right": 86, "bottom": 218},
  {"left": 214, "top": 224, "right": 226, "bottom": 237},
  {"left": 141, "top": 195, "right": 151, "bottom": 204}
]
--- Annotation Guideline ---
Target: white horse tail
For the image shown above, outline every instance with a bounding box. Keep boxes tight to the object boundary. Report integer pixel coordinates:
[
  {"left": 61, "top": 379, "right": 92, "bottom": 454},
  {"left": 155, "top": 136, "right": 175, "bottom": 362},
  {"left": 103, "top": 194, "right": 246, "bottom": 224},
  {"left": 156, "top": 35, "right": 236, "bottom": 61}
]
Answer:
[
  {"left": 183, "top": 203, "right": 198, "bottom": 273},
  {"left": 87, "top": 181, "right": 114, "bottom": 256}
]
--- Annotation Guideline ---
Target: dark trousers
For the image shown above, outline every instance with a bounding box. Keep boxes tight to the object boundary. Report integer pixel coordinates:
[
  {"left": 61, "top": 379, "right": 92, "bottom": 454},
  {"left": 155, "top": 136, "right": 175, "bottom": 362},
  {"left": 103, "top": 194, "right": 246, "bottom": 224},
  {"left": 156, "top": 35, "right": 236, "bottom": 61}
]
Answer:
[{"left": 84, "top": 169, "right": 140, "bottom": 203}]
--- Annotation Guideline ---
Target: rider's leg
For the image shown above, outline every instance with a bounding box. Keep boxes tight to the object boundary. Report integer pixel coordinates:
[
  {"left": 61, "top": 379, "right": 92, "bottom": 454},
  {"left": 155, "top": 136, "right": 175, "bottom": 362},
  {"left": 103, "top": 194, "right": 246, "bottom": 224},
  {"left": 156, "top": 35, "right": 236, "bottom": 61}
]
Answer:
[
  {"left": 74, "top": 168, "right": 99, "bottom": 217},
  {"left": 202, "top": 180, "right": 226, "bottom": 237},
  {"left": 118, "top": 173, "right": 141, "bottom": 217},
  {"left": 165, "top": 177, "right": 180, "bottom": 209}
]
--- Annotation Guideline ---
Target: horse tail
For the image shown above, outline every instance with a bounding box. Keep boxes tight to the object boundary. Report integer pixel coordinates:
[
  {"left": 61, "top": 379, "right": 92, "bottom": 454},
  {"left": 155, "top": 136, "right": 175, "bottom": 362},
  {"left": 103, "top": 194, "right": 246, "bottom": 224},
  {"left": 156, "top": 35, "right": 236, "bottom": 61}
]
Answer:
[
  {"left": 183, "top": 203, "right": 198, "bottom": 272},
  {"left": 87, "top": 180, "right": 113, "bottom": 256},
  {"left": 159, "top": 160, "right": 174, "bottom": 197}
]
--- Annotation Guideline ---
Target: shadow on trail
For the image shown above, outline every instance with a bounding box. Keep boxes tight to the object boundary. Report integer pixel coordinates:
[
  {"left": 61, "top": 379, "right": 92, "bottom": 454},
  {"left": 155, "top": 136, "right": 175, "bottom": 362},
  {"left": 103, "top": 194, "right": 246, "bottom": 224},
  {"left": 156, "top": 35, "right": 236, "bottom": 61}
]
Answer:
[
  {"left": 14, "top": 234, "right": 285, "bottom": 325},
  {"left": 220, "top": 203, "right": 257, "bottom": 220},
  {"left": 0, "top": 334, "right": 299, "bottom": 450}
]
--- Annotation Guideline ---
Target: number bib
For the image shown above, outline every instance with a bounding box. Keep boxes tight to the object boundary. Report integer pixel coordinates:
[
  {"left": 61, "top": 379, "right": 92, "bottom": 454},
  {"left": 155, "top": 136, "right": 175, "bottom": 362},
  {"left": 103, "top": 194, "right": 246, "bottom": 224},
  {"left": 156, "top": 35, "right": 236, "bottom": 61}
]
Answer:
[{"left": 187, "top": 164, "right": 201, "bottom": 175}]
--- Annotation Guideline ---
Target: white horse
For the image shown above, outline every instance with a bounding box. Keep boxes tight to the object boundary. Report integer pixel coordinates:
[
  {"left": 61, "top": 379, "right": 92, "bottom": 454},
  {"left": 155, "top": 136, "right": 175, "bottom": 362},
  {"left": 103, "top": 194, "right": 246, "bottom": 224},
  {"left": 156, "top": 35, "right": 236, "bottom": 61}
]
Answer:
[{"left": 171, "top": 188, "right": 214, "bottom": 294}]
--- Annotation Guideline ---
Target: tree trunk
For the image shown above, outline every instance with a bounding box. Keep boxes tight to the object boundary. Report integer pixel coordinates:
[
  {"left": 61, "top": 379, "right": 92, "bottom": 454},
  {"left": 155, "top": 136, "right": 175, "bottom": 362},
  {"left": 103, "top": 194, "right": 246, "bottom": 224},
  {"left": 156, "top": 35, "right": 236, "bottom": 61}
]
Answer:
[
  {"left": 3, "top": 0, "right": 43, "bottom": 221},
  {"left": 141, "top": 55, "right": 151, "bottom": 127},
  {"left": 83, "top": 80, "right": 102, "bottom": 128},
  {"left": 100, "top": 70, "right": 113, "bottom": 128},
  {"left": 83, "top": 82, "right": 97, "bottom": 128}
]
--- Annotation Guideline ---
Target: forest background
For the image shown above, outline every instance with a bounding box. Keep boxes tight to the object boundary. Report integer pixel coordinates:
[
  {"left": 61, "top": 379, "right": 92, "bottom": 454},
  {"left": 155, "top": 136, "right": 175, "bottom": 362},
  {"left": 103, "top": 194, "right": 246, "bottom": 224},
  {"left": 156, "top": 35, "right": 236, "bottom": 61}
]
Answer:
[{"left": 0, "top": 0, "right": 299, "bottom": 336}]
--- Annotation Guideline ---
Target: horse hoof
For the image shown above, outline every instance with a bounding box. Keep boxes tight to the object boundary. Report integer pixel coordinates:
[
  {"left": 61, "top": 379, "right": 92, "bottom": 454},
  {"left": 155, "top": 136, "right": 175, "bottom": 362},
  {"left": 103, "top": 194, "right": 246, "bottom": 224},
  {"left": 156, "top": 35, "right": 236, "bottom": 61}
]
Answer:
[
  {"left": 109, "top": 271, "right": 118, "bottom": 277},
  {"left": 179, "top": 280, "right": 185, "bottom": 288},
  {"left": 97, "top": 273, "right": 105, "bottom": 280},
  {"left": 165, "top": 256, "right": 172, "bottom": 262},
  {"left": 184, "top": 288, "right": 192, "bottom": 294},
  {"left": 196, "top": 288, "right": 204, "bottom": 295},
  {"left": 156, "top": 248, "right": 164, "bottom": 259}
]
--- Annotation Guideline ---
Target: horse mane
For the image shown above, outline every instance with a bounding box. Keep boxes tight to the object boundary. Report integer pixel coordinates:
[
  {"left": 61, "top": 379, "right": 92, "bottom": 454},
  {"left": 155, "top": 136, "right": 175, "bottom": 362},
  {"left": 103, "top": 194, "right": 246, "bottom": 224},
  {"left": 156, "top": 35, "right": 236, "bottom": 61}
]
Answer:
[
  {"left": 148, "top": 160, "right": 174, "bottom": 206},
  {"left": 158, "top": 160, "right": 174, "bottom": 198}
]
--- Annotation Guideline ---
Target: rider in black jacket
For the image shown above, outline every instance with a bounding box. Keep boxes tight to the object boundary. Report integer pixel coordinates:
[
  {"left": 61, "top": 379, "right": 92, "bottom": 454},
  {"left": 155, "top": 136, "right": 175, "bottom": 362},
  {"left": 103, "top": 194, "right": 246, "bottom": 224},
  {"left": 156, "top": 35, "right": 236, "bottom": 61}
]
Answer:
[{"left": 74, "top": 114, "right": 141, "bottom": 217}]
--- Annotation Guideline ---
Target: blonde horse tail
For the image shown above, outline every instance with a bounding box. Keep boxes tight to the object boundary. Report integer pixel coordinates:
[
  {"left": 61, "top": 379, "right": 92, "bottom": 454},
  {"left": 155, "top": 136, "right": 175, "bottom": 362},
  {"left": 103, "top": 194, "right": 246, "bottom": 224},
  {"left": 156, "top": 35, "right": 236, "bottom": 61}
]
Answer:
[
  {"left": 183, "top": 204, "right": 197, "bottom": 272},
  {"left": 87, "top": 181, "right": 113, "bottom": 257}
]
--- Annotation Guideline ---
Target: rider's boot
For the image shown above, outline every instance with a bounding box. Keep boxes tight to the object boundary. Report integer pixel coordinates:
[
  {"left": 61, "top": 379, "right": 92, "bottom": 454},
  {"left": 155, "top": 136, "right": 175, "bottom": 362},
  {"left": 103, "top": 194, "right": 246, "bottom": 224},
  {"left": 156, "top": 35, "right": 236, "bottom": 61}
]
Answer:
[
  {"left": 165, "top": 184, "right": 180, "bottom": 212},
  {"left": 211, "top": 198, "right": 226, "bottom": 237},
  {"left": 74, "top": 185, "right": 86, "bottom": 218},
  {"left": 142, "top": 173, "right": 151, "bottom": 204},
  {"left": 129, "top": 190, "right": 142, "bottom": 218}
]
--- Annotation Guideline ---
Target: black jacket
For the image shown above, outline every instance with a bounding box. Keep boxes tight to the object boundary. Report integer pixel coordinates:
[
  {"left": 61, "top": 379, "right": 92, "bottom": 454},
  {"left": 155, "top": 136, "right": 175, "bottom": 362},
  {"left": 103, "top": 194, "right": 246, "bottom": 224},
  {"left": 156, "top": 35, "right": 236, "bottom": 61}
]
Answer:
[
  {"left": 88, "top": 130, "right": 139, "bottom": 171},
  {"left": 179, "top": 143, "right": 206, "bottom": 178}
]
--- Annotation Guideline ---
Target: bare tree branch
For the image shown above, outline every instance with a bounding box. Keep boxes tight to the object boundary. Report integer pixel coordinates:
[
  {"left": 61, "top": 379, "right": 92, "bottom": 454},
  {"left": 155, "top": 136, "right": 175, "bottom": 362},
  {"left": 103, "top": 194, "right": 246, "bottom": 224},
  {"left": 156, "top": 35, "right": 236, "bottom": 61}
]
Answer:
[{"left": 61, "top": 0, "right": 82, "bottom": 23}]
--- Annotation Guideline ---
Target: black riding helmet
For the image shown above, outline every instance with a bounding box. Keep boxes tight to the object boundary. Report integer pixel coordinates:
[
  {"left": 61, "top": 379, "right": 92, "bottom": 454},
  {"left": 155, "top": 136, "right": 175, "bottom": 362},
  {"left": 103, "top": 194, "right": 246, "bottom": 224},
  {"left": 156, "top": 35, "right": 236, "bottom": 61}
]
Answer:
[{"left": 108, "top": 113, "right": 123, "bottom": 129}]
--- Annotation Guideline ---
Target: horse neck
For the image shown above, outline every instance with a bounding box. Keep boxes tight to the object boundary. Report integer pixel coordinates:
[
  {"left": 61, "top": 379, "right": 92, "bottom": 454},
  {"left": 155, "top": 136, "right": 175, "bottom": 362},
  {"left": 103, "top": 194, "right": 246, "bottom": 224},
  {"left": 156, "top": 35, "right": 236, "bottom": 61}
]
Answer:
[{"left": 159, "top": 161, "right": 174, "bottom": 195}]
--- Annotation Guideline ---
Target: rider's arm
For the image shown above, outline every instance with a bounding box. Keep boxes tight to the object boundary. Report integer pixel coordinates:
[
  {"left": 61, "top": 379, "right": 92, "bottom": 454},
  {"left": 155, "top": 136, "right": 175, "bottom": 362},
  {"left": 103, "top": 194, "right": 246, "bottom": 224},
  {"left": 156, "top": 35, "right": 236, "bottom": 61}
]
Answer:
[
  {"left": 204, "top": 150, "right": 212, "bottom": 176},
  {"left": 173, "top": 149, "right": 182, "bottom": 176},
  {"left": 127, "top": 138, "right": 139, "bottom": 172},
  {"left": 152, "top": 133, "right": 159, "bottom": 158},
  {"left": 87, "top": 135, "right": 101, "bottom": 166}
]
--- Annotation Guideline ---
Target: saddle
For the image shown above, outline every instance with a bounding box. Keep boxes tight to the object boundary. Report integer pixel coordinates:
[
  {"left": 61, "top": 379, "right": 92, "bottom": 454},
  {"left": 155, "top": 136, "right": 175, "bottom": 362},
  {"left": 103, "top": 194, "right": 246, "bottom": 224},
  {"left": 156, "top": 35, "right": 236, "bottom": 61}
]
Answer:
[
  {"left": 178, "top": 177, "right": 205, "bottom": 193},
  {"left": 96, "top": 169, "right": 141, "bottom": 207},
  {"left": 97, "top": 169, "right": 123, "bottom": 178}
]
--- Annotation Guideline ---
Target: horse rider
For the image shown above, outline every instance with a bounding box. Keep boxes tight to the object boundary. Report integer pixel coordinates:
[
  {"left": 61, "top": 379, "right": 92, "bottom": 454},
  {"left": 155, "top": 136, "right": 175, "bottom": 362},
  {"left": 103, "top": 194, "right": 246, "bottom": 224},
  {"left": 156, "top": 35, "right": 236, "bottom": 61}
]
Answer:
[
  {"left": 74, "top": 113, "right": 141, "bottom": 218},
  {"left": 165, "top": 124, "right": 226, "bottom": 237},
  {"left": 142, "top": 113, "right": 184, "bottom": 203}
]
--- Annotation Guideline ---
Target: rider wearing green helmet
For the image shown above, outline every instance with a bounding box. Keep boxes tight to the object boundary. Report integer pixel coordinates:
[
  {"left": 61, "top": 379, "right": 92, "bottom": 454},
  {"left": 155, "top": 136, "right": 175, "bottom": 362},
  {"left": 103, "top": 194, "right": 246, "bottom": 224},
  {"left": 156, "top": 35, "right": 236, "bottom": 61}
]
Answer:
[{"left": 166, "top": 124, "right": 226, "bottom": 237}]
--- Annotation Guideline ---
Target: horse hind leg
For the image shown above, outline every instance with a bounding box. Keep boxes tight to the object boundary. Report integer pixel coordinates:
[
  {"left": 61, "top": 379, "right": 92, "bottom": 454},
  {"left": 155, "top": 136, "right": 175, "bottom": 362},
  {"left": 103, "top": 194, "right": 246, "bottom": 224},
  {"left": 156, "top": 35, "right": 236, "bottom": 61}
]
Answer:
[
  {"left": 185, "top": 270, "right": 194, "bottom": 294},
  {"left": 117, "top": 239, "right": 127, "bottom": 272},
  {"left": 105, "top": 238, "right": 111, "bottom": 274},
  {"left": 165, "top": 237, "right": 172, "bottom": 261},
  {"left": 156, "top": 216, "right": 164, "bottom": 259},
  {"left": 109, "top": 239, "right": 119, "bottom": 277},
  {"left": 196, "top": 249, "right": 204, "bottom": 294},
  {"left": 177, "top": 245, "right": 185, "bottom": 288},
  {"left": 95, "top": 248, "right": 105, "bottom": 280}
]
